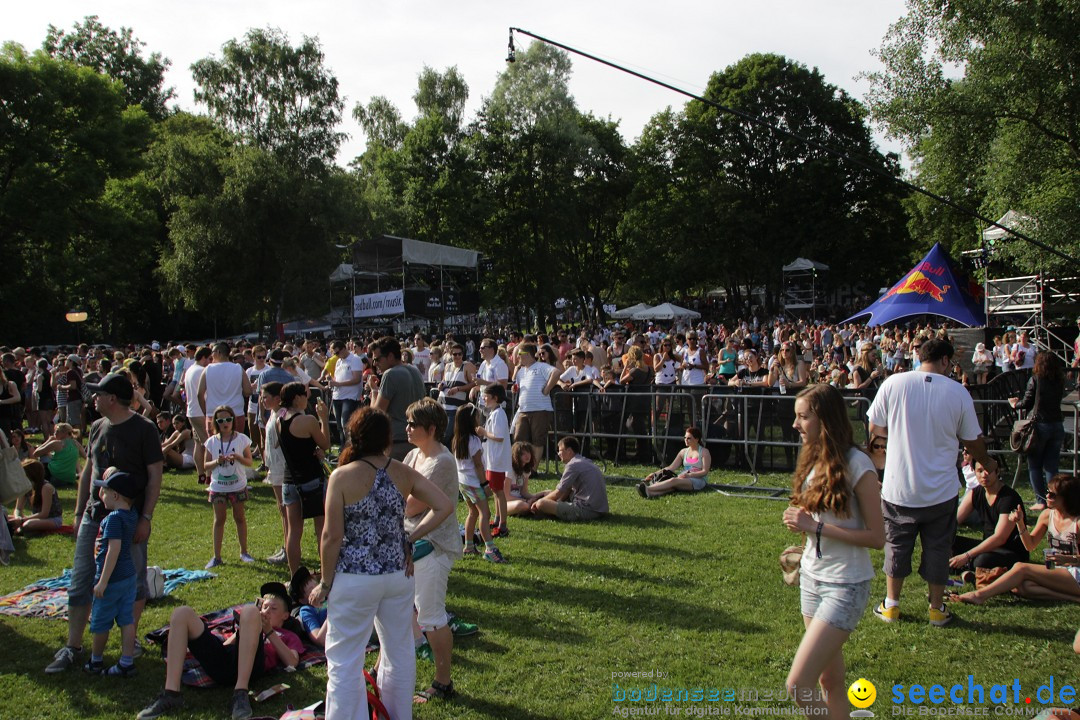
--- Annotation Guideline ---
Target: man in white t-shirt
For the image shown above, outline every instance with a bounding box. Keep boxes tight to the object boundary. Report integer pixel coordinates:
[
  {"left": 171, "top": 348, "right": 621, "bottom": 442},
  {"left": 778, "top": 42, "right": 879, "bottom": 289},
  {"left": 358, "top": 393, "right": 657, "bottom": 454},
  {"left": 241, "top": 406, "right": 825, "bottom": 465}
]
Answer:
[
  {"left": 412, "top": 334, "right": 432, "bottom": 378},
  {"left": 471, "top": 339, "right": 508, "bottom": 402},
  {"left": 327, "top": 340, "right": 364, "bottom": 439},
  {"left": 867, "top": 338, "right": 996, "bottom": 627},
  {"left": 197, "top": 342, "right": 252, "bottom": 435},
  {"left": 511, "top": 343, "right": 558, "bottom": 462}
]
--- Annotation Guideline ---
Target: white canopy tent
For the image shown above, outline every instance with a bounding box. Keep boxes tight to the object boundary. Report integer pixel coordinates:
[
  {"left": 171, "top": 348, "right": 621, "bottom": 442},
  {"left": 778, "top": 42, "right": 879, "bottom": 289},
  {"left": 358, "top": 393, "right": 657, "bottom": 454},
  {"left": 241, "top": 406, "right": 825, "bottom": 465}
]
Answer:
[
  {"left": 982, "top": 210, "right": 1035, "bottom": 243},
  {"left": 781, "top": 258, "right": 829, "bottom": 273},
  {"left": 632, "top": 302, "right": 701, "bottom": 320},
  {"left": 611, "top": 302, "right": 652, "bottom": 319}
]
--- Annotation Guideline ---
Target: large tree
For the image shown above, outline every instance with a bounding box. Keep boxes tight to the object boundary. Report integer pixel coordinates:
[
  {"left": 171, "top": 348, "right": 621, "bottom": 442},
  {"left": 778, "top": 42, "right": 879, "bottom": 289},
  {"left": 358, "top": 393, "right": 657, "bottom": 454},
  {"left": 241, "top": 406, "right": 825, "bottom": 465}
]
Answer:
[
  {"left": 623, "top": 53, "right": 909, "bottom": 311},
  {"left": 864, "top": 0, "right": 1080, "bottom": 274},
  {"left": 0, "top": 43, "right": 155, "bottom": 342},
  {"left": 192, "top": 27, "right": 345, "bottom": 173},
  {"left": 43, "top": 15, "right": 174, "bottom": 120},
  {"left": 473, "top": 43, "right": 630, "bottom": 325}
]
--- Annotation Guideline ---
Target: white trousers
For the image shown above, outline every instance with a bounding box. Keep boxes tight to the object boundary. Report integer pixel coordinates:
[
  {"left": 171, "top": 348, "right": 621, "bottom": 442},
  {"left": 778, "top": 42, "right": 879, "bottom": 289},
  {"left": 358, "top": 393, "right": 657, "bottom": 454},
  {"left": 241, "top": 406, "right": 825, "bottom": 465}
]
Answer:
[{"left": 324, "top": 570, "right": 416, "bottom": 720}]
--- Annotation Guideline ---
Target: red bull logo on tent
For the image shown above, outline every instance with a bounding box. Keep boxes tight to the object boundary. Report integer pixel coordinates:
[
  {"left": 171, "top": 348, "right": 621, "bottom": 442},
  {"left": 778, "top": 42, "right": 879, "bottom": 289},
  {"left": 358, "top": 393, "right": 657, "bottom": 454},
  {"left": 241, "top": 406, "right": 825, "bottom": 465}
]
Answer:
[{"left": 880, "top": 265, "right": 950, "bottom": 303}]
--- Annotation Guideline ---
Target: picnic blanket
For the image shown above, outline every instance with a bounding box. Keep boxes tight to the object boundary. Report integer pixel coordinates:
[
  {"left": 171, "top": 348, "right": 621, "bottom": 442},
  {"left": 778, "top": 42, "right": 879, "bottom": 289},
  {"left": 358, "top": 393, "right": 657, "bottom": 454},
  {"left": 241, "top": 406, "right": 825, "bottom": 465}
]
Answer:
[
  {"left": 144, "top": 605, "right": 329, "bottom": 688},
  {"left": 0, "top": 567, "right": 215, "bottom": 619}
]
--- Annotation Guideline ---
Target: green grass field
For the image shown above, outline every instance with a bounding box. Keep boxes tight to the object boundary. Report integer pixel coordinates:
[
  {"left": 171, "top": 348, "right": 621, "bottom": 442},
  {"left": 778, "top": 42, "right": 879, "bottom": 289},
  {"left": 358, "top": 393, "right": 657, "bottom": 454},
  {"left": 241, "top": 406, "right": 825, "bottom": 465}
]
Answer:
[{"left": 1, "top": 462, "right": 1077, "bottom": 720}]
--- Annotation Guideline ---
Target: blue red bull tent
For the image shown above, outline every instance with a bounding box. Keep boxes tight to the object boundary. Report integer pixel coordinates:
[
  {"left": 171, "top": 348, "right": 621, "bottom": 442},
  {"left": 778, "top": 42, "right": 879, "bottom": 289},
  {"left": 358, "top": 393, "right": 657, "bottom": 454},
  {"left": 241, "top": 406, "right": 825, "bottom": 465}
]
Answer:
[{"left": 842, "top": 243, "right": 986, "bottom": 327}]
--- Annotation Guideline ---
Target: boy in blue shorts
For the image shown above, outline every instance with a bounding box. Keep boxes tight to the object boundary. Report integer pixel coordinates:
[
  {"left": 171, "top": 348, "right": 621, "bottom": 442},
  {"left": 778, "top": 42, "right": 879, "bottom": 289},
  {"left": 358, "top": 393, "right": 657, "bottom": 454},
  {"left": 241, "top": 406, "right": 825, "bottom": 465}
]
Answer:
[{"left": 86, "top": 470, "right": 140, "bottom": 676}]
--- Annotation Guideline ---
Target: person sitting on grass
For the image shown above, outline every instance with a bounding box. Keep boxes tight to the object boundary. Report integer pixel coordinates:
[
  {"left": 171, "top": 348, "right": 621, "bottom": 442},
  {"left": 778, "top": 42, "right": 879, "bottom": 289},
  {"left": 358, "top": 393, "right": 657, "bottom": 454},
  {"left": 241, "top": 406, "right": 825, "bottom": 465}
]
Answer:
[
  {"left": 637, "top": 426, "right": 712, "bottom": 498},
  {"left": 136, "top": 581, "right": 303, "bottom": 720},
  {"left": 953, "top": 474, "right": 1080, "bottom": 605},
  {"left": 203, "top": 406, "right": 255, "bottom": 569},
  {"left": 160, "top": 414, "right": 196, "bottom": 470},
  {"left": 528, "top": 436, "right": 609, "bottom": 522},
  {"left": 8, "top": 459, "right": 63, "bottom": 533},
  {"left": 505, "top": 442, "right": 539, "bottom": 517},
  {"left": 31, "top": 422, "right": 85, "bottom": 486},
  {"left": 948, "top": 458, "right": 1028, "bottom": 585},
  {"left": 85, "top": 470, "right": 140, "bottom": 677}
]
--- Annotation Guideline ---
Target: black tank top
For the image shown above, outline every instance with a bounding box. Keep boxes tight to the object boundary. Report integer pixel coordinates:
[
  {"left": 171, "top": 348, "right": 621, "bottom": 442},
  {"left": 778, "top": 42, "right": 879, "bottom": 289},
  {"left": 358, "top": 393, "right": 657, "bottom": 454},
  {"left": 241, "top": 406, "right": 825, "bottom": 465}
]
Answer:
[{"left": 280, "top": 412, "right": 322, "bottom": 483}]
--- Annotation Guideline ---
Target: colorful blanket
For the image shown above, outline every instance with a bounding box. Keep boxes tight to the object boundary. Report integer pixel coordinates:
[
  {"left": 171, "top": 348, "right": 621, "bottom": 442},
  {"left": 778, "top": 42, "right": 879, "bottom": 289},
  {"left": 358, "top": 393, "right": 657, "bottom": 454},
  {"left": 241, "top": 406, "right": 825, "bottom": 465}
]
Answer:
[
  {"left": 0, "top": 567, "right": 215, "bottom": 619},
  {"left": 144, "top": 605, "right": 328, "bottom": 688}
]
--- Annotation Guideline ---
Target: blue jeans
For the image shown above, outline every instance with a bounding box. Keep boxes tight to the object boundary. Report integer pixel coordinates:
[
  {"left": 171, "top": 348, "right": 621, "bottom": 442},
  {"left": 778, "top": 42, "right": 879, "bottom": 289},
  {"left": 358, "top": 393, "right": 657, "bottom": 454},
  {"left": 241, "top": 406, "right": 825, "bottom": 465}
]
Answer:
[
  {"left": 1028, "top": 421, "right": 1065, "bottom": 505},
  {"left": 333, "top": 398, "right": 360, "bottom": 445}
]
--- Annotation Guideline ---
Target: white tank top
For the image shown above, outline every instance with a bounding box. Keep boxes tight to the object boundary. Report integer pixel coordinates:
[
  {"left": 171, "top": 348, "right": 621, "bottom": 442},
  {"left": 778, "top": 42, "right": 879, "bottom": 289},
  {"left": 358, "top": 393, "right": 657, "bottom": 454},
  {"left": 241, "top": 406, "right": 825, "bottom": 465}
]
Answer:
[{"left": 203, "top": 362, "right": 245, "bottom": 415}]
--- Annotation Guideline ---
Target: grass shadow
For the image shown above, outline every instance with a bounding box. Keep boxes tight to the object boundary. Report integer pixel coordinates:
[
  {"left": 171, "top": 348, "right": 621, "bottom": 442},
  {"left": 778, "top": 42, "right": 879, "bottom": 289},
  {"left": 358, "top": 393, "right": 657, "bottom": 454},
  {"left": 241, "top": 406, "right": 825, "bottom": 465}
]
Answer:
[{"left": 524, "top": 530, "right": 699, "bottom": 559}]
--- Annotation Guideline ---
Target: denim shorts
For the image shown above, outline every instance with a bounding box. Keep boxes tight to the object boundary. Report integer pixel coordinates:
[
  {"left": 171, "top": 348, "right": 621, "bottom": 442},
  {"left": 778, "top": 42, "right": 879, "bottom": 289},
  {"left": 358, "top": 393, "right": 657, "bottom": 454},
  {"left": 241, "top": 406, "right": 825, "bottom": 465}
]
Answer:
[
  {"left": 799, "top": 575, "right": 871, "bottom": 632},
  {"left": 89, "top": 574, "right": 136, "bottom": 634},
  {"left": 282, "top": 477, "right": 322, "bottom": 506}
]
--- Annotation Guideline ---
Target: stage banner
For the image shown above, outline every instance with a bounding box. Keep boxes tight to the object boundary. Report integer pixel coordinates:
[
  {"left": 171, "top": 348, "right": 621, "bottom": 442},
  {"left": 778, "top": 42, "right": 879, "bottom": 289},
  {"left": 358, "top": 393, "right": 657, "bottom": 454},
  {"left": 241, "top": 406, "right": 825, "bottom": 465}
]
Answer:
[{"left": 353, "top": 289, "right": 405, "bottom": 318}]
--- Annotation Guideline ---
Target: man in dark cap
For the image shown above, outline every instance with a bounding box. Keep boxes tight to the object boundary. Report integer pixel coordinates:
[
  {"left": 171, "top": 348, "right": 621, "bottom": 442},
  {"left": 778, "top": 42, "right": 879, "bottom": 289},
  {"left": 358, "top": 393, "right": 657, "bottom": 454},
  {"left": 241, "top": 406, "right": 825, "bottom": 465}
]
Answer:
[{"left": 45, "top": 372, "right": 164, "bottom": 674}]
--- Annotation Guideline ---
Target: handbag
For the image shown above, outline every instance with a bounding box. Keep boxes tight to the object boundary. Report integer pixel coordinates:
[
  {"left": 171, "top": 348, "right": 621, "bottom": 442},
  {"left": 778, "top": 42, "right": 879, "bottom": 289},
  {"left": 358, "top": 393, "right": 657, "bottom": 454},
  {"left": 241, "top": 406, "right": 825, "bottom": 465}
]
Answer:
[
  {"left": 779, "top": 534, "right": 805, "bottom": 586},
  {"left": 1010, "top": 378, "right": 1042, "bottom": 455},
  {"left": 0, "top": 430, "right": 33, "bottom": 505}
]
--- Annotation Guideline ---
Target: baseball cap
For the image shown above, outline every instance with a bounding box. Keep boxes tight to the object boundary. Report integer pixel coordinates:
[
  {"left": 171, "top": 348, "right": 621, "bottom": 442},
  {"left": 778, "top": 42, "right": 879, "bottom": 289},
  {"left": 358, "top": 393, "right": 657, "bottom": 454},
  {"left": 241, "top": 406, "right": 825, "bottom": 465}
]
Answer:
[
  {"left": 67, "top": 354, "right": 82, "bottom": 365},
  {"left": 289, "top": 566, "right": 316, "bottom": 605},
  {"left": 176, "top": 345, "right": 187, "bottom": 353},
  {"left": 268, "top": 349, "right": 286, "bottom": 365},
  {"left": 103, "top": 471, "right": 139, "bottom": 500},
  {"left": 86, "top": 372, "right": 134, "bottom": 402},
  {"left": 151, "top": 341, "right": 161, "bottom": 351}
]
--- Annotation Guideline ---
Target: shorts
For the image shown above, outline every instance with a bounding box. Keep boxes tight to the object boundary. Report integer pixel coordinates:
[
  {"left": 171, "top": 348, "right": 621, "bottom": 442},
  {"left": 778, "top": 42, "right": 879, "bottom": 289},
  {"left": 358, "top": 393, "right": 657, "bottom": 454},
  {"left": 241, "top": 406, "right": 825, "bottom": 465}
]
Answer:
[
  {"left": 89, "top": 574, "right": 137, "bottom": 634},
  {"left": 190, "top": 418, "right": 209, "bottom": 444},
  {"left": 282, "top": 477, "right": 323, "bottom": 508},
  {"left": 554, "top": 502, "right": 603, "bottom": 522},
  {"left": 180, "top": 453, "right": 195, "bottom": 469},
  {"left": 70, "top": 514, "right": 149, "bottom": 606},
  {"left": 509, "top": 486, "right": 523, "bottom": 499},
  {"left": 209, "top": 488, "right": 248, "bottom": 506},
  {"left": 414, "top": 550, "right": 455, "bottom": 632},
  {"left": 485, "top": 471, "right": 507, "bottom": 492},
  {"left": 264, "top": 469, "right": 285, "bottom": 487},
  {"left": 881, "top": 497, "right": 957, "bottom": 584},
  {"left": 459, "top": 483, "right": 489, "bottom": 505},
  {"left": 188, "top": 618, "right": 266, "bottom": 687},
  {"left": 690, "top": 477, "right": 707, "bottom": 491},
  {"left": 799, "top": 574, "right": 871, "bottom": 632}
]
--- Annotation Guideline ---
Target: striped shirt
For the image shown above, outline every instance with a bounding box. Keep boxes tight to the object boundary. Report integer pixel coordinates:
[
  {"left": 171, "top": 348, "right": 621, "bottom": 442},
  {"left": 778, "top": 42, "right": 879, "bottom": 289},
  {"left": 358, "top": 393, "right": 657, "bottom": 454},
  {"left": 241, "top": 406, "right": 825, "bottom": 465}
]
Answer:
[{"left": 516, "top": 362, "right": 555, "bottom": 412}]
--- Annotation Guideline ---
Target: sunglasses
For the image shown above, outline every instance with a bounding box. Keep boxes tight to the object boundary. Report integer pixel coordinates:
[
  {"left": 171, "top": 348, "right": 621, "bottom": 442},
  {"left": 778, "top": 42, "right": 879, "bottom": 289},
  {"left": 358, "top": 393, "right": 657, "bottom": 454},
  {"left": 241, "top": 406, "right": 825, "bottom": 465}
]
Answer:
[
  {"left": 871, "top": 444, "right": 886, "bottom": 451},
  {"left": 1047, "top": 491, "right": 1058, "bottom": 499},
  {"left": 405, "top": 420, "right": 420, "bottom": 428},
  {"left": 215, "top": 417, "right": 234, "bottom": 425},
  {"left": 255, "top": 355, "right": 266, "bottom": 360},
  {"left": 452, "top": 352, "right": 463, "bottom": 357}
]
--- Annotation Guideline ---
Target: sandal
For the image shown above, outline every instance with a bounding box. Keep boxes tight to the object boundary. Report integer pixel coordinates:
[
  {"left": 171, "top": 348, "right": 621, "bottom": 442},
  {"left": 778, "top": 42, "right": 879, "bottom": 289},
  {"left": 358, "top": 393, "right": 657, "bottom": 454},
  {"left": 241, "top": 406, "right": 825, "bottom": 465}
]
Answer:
[{"left": 414, "top": 679, "right": 455, "bottom": 704}]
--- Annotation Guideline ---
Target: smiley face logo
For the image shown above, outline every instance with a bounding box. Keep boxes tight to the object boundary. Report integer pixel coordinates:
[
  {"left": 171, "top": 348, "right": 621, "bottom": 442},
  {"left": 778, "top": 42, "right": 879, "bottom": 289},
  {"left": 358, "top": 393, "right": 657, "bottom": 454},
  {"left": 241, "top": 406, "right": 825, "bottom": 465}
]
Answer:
[{"left": 848, "top": 678, "right": 876, "bottom": 708}]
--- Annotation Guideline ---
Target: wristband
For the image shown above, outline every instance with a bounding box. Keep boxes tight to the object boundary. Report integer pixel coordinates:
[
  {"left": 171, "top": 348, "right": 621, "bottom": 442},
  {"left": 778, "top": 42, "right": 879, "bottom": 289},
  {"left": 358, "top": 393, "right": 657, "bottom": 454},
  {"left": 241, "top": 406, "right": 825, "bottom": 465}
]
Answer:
[
  {"left": 815, "top": 521, "right": 824, "bottom": 559},
  {"left": 142, "top": 513, "right": 153, "bottom": 522},
  {"left": 318, "top": 580, "right": 332, "bottom": 592}
]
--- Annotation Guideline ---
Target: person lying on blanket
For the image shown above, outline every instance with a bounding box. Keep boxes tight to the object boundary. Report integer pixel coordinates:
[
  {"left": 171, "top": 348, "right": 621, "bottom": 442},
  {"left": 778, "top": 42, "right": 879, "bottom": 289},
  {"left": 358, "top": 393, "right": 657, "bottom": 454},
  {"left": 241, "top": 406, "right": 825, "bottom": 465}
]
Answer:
[
  {"left": 289, "top": 565, "right": 327, "bottom": 647},
  {"left": 137, "top": 581, "right": 303, "bottom": 720}
]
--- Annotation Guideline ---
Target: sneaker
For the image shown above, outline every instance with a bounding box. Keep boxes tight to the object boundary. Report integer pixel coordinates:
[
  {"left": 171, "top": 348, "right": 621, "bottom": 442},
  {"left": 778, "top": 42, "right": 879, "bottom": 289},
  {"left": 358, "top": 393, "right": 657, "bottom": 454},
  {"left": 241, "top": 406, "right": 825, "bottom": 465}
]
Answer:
[
  {"left": 105, "top": 662, "right": 137, "bottom": 678},
  {"left": 483, "top": 547, "right": 508, "bottom": 564},
  {"left": 45, "top": 646, "right": 81, "bottom": 673},
  {"left": 133, "top": 640, "right": 144, "bottom": 659},
  {"left": 637, "top": 482, "right": 648, "bottom": 498},
  {"left": 492, "top": 525, "right": 510, "bottom": 539},
  {"left": 267, "top": 547, "right": 287, "bottom": 564},
  {"left": 137, "top": 690, "right": 185, "bottom": 720},
  {"left": 239, "top": 553, "right": 255, "bottom": 564},
  {"left": 929, "top": 604, "right": 954, "bottom": 627},
  {"left": 415, "top": 641, "right": 434, "bottom": 662},
  {"left": 873, "top": 600, "right": 900, "bottom": 623},
  {"left": 230, "top": 689, "right": 253, "bottom": 720},
  {"left": 83, "top": 659, "right": 104, "bottom": 675},
  {"left": 462, "top": 545, "right": 479, "bottom": 556},
  {"left": 448, "top": 617, "right": 479, "bottom": 636},
  {"left": 205, "top": 557, "right": 223, "bottom": 569}
]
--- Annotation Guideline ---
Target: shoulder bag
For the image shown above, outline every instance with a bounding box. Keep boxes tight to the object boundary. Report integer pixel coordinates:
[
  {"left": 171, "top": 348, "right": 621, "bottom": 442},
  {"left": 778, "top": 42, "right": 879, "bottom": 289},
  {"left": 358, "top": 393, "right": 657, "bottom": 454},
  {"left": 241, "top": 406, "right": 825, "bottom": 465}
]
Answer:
[
  {"left": 0, "top": 429, "right": 33, "bottom": 505},
  {"left": 1010, "top": 377, "right": 1042, "bottom": 455}
]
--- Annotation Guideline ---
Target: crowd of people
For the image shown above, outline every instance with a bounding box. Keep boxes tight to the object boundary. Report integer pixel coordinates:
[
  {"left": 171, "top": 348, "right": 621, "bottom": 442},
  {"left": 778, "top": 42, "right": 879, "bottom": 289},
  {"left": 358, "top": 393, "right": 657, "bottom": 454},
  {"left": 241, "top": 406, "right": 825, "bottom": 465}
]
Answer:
[{"left": 1, "top": 315, "right": 1077, "bottom": 719}]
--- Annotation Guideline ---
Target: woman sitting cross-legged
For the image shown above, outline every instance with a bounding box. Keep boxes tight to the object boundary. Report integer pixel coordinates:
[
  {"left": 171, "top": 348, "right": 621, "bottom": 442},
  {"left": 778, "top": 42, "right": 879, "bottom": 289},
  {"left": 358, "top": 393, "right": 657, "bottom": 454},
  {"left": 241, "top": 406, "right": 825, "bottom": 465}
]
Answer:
[
  {"left": 136, "top": 582, "right": 304, "bottom": 720},
  {"left": 637, "top": 427, "right": 712, "bottom": 498},
  {"left": 948, "top": 459, "right": 1028, "bottom": 585},
  {"left": 953, "top": 473, "right": 1080, "bottom": 605}
]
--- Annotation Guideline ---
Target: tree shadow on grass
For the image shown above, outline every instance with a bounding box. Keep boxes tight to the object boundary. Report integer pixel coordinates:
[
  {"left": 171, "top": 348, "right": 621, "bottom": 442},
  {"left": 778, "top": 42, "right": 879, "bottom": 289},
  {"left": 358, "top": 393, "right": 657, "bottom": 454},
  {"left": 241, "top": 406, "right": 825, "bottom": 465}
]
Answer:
[
  {"left": 954, "top": 618, "right": 1074, "bottom": 643},
  {"left": 525, "top": 557, "right": 665, "bottom": 584},
  {"left": 451, "top": 570, "right": 764, "bottom": 635},
  {"left": 449, "top": 694, "right": 563, "bottom": 720},
  {"left": 523, "top": 530, "right": 699, "bottom": 559}
]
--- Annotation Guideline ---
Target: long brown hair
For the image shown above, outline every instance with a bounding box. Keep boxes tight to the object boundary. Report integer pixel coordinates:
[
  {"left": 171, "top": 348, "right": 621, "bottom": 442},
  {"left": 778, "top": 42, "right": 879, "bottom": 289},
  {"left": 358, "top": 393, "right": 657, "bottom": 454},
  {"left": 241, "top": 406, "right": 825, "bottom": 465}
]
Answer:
[
  {"left": 790, "top": 384, "right": 854, "bottom": 518},
  {"left": 452, "top": 404, "right": 481, "bottom": 460},
  {"left": 1034, "top": 351, "right": 1064, "bottom": 384}
]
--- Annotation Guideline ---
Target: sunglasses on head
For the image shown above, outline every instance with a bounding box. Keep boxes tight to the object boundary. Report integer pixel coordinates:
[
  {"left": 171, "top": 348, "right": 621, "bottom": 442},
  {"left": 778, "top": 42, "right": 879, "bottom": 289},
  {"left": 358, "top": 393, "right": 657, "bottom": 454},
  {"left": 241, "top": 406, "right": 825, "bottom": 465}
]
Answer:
[{"left": 215, "top": 417, "right": 234, "bottom": 425}]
